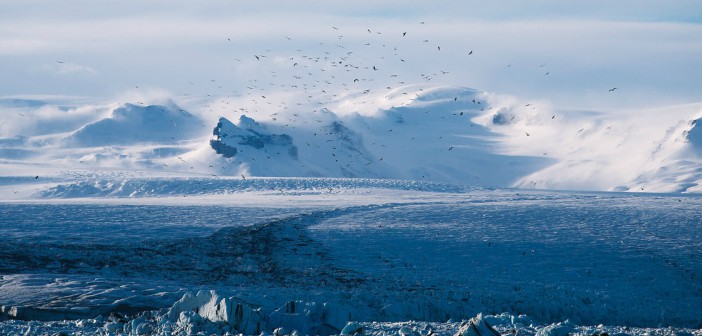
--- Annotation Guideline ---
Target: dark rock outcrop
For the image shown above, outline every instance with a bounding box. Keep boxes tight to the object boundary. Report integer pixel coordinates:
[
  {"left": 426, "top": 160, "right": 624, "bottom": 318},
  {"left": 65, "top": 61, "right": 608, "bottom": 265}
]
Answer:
[{"left": 210, "top": 116, "right": 297, "bottom": 159}]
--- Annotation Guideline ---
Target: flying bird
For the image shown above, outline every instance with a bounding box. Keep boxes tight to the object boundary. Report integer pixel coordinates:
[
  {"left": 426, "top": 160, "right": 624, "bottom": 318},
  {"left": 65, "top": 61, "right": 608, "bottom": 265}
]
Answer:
[
  {"left": 468, "top": 50, "right": 473, "bottom": 55},
  {"left": 403, "top": 32, "right": 407, "bottom": 37},
  {"left": 609, "top": 87, "right": 618, "bottom": 92}
]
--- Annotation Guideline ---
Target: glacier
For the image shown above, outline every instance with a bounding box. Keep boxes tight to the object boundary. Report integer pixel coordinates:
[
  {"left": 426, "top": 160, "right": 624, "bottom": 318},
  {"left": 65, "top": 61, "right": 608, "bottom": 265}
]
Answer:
[{"left": 0, "top": 177, "right": 700, "bottom": 334}]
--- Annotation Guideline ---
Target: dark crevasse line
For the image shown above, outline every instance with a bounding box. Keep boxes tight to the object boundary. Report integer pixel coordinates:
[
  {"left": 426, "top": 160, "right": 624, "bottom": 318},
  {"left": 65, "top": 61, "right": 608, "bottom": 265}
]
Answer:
[{"left": 0, "top": 203, "right": 413, "bottom": 321}]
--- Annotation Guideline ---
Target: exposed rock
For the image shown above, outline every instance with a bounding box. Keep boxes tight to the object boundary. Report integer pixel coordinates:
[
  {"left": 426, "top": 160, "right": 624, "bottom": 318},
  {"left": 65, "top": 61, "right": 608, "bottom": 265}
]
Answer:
[{"left": 210, "top": 116, "right": 297, "bottom": 159}]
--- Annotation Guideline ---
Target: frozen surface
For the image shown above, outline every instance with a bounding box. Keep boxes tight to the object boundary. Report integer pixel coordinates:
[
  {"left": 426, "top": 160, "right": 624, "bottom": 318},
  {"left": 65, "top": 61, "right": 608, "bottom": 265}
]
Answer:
[
  {"left": 1, "top": 178, "right": 701, "bottom": 335},
  {"left": 0, "top": 203, "right": 300, "bottom": 244}
]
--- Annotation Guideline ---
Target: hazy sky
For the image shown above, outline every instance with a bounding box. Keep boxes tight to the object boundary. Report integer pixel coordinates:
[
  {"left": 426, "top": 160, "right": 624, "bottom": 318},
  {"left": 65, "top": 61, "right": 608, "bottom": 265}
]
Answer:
[{"left": 2, "top": 1, "right": 701, "bottom": 109}]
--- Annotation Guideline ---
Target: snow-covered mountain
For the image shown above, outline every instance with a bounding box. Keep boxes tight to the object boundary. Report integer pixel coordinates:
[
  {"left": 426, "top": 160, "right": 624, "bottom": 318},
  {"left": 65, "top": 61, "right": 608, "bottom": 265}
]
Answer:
[
  {"left": 1, "top": 85, "right": 701, "bottom": 193},
  {"left": 197, "top": 86, "right": 549, "bottom": 186},
  {"left": 66, "top": 102, "right": 202, "bottom": 147}
]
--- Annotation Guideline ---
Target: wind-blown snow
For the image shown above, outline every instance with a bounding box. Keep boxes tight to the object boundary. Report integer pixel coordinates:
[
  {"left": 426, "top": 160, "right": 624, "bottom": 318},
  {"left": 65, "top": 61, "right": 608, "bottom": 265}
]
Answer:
[{"left": 66, "top": 102, "right": 203, "bottom": 147}]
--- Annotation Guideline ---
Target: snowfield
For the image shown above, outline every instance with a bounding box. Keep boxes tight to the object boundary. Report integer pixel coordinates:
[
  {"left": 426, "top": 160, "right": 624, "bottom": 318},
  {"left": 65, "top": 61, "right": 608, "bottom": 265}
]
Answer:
[{"left": 0, "top": 175, "right": 701, "bottom": 335}]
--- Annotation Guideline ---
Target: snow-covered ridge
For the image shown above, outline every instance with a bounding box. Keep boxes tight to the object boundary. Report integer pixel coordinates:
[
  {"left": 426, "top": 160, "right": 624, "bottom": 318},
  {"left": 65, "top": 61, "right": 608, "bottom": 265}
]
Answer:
[{"left": 2, "top": 85, "right": 702, "bottom": 192}]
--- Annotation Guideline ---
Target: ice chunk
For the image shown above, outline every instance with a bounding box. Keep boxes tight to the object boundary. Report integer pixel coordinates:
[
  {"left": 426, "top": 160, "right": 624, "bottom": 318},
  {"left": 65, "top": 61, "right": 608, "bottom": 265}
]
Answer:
[
  {"left": 340, "top": 321, "right": 364, "bottom": 335},
  {"left": 455, "top": 314, "right": 501, "bottom": 336},
  {"left": 166, "top": 290, "right": 264, "bottom": 335},
  {"left": 535, "top": 320, "right": 575, "bottom": 336}
]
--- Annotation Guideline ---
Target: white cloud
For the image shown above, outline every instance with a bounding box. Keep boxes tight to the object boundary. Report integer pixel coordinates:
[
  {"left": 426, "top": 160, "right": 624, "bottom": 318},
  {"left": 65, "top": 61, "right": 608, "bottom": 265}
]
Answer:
[
  {"left": 31, "top": 62, "right": 98, "bottom": 76},
  {"left": 0, "top": 1, "right": 700, "bottom": 109},
  {"left": 57, "top": 62, "right": 98, "bottom": 75}
]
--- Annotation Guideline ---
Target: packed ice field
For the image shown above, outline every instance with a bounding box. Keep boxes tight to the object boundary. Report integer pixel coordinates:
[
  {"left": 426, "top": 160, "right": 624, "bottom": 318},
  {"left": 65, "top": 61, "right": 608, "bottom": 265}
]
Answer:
[{"left": 0, "top": 176, "right": 700, "bottom": 335}]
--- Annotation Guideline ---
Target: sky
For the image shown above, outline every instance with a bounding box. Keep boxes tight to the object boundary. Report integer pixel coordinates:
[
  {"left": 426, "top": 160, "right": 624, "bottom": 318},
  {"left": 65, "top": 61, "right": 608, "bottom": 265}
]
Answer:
[{"left": 1, "top": 0, "right": 701, "bottom": 110}]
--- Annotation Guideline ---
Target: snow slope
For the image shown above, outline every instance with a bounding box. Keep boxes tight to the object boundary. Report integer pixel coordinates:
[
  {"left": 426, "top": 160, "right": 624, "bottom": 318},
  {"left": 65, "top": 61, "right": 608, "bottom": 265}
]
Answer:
[{"left": 488, "top": 102, "right": 702, "bottom": 193}]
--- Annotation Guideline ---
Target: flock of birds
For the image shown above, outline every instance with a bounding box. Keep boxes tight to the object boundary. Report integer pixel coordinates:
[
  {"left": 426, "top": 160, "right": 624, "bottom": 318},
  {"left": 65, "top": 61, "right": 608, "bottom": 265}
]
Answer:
[
  {"left": 181, "top": 22, "right": 532, "bottom": 114},
  {"left": 174, "top": 23, "right": 491, "bottom": 176},
  {"left": 44, "top": 22, "right": 621, "bottom": 180},
  {"left": 163, "top": 22, "right": 621, "bottom": 179},
  {"left": 209, "top": 22, "right": 618, "bottom": 125}
]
